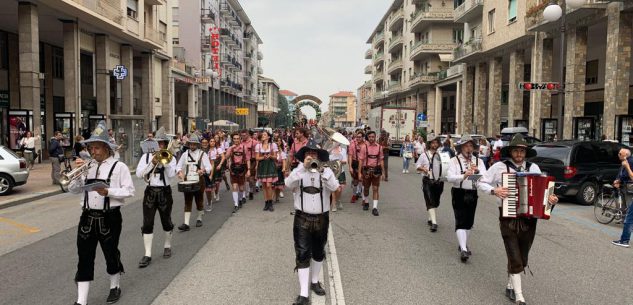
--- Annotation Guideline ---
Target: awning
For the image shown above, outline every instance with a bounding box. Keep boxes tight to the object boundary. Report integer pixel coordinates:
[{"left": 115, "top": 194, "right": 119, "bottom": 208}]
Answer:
[
  {"left": 439, "top": 53, "right": 454, "bottom": 62},
  {"left": 211, "top": 120, "right": 239, "bottom": 126}
]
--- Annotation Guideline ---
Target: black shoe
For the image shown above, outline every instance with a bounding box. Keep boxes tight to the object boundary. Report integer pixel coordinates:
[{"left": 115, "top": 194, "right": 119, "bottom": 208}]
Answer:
[
  {"left": 310, "top": 282, "right": 326, "bottom": 296},
  {"left": 163, "top": 248, "right": 172, "bottom": 258},
  {"left": 178, "top": 224, "right": 190, "bottom": 232},
  {"left": 430, "top": 224, "right": 438, "bottom": 232},
  {"left": 106, "top": 287, "right": 121, "bottom": 304},
  {"left": 362, "top": 203, "right": 369, "bottom": 211},
  {"left": 516, "top": 301, "right": 527, "bottom": 305},
  {"left": 263, "top": 201, "right": 270, "bottom": 211},
  {"left": 255, "top": 186, "right": 260, "bottom": 192},
  {"left": 249, "top": 192, "right": 254, "bottom": 200},
  {"left": 505, "top": 288, "right": 516, "bottom": 301},
  {"left": 460, "top": 250, "right": 469, "bottom": 262},
  {"left": 233, "top": 206, "right": 239, "bottom": 213},
  {"left": 196, "top": 220, "right": 203, "bottom": 227},
  {"left": 138, "top": 256, "right": 151, "bottom": 268},
  {"left": 427, "top": 220, "right": 432, "bottom": 226},
  {"left": 372, "top": 208, "right": 379, "bottom": 216},
  {"left": 241, "top": 197, "right": 246, "bottom": 205},
  {"left": 73, "top": 303, "right": 82, "bottom": 305},
  {"left": 292, "top": 295, "right": 310, "bottom": 305},
  {"left": 269, "top": 202, "right": 274, "bottom": 212}
]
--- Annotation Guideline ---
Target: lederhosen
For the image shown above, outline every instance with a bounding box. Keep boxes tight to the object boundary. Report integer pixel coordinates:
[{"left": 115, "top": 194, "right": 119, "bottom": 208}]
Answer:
[
  {"left": 211, "top": 148, "right": 224, "bottom": 185},
  {"left": 351, "top": 142, "right": 362, "bottom": 182},
  {"left": 141, "top": 153, "right": 174, "bottom": 235},
  {"left": 293, "top": 178, "right": 329, "bottom": 270},
  {"left": 183, "top": 151, "right": 205, "bottom": 212},
  {"left": 75, "top": 161, "right": 124, "bottom": 282},
  {"left": 451, "top": 155, "right": 479, "bottom": 231},
  {"left": 362, "top": 145, "right": 382, "bottom": 187},
  {"left": 229, "top": 146, "right": 247, "bottom": 184},
  {"left": 422, "top": 151, "right": 444, "bottom": 210},
  {"left": 498, "top": 160, "right": 538, "bottom": 274}
]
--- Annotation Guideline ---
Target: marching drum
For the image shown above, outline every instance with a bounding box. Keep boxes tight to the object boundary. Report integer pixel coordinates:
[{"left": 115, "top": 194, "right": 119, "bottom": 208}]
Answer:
[
  {"left": 439, "top": 152, "right": 451, "bottom": 180},
  {"left": 178, "top": 180, "right": 201, "bottom": 193}
]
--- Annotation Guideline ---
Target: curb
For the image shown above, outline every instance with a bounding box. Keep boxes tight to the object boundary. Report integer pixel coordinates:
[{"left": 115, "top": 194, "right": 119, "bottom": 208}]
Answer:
[{"left": 0, "top": 189, "right": 63, "bottom": 210}]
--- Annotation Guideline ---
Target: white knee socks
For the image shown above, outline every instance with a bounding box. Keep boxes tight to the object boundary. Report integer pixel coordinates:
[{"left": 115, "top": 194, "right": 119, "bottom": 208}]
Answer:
[
  {"left": 184, "top": 212, "right": 191, "bottom": 226},
  {"left": 143, "top": 234, "right": 153, "bottom": 257},
  {"left": 77, "top": 281, "right": 90, "bottom": 305},
  {"left": 373, "top": 200, "right": 378, "bottom": 209},
  {"left": 510, "top": 273, "right": 524, "bottom": 302},
  {"left": 428, "top": 208, "right": 437, "bottom": 224},
  {"left": 164, "top": 231, "right": 172, "bottom": 249},
  {"left": 232, "top": 192, "right": 239, "bottom": 206},
  {"left": 110, "top": 272, "right": 120, "bottom": 289},
  {"left": 310, "top": 259, "right": 323, "bottom": 284},
  {"left": 197, "top": 210, "right": 204, "bottom": 221},
  {"left": 507, "top": 275, "right": 513, "bottom": 289},
  {"left": 298, "top": 267, "right": 310, "bottom": 297},
  {"left": 456, "top": 229, "right": 468, "bottom": 251}
]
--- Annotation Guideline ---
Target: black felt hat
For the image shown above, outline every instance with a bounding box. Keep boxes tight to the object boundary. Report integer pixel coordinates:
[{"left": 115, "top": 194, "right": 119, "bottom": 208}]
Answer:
[
  {"left": 501, "top": 134, "right": 537, "bottom": 158},
  {"left": 295, "top": 139, "right": 329, "bottom": 162}
]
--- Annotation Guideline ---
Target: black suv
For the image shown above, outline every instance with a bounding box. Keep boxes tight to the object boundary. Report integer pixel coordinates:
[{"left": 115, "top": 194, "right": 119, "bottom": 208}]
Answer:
[{"left": 528, "top": 141, "right": 627, "bottom": 205}]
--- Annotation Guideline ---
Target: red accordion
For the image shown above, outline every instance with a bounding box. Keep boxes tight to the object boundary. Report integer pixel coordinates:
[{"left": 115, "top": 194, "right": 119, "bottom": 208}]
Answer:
[{"left": 501, "top": 173, "right": 555, "bottom": 219}]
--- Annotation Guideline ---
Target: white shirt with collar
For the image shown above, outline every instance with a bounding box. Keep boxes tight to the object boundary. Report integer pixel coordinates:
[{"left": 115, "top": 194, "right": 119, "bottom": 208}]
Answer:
[
  {"left": 416, "top": 149, "right": 444, "bottom": 180},
  {"left": 447, "top": 153, "right": 488, "bottom": 190},
  {"left": 136, "top": 152, "right": 177, "bottom": 187},
  {"left": 176, "top": 148, "right": 212, "bottom": 175},
  {"left": 285, "top": 163, "right": 340, "bottom": 215},
  {"left": 69, "top": 156, "right": 135, "bottom": 209},
  {"left": 493, "top": 139, "right": 504, "bottom": 151},
  {"left": 477, "top": 160, "right": 542, "bottom": 207}
]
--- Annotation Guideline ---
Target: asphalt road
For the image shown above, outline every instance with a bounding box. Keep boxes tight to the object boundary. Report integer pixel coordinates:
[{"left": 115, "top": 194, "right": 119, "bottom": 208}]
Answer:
[{"left": 1, "top": 157, "right": 632, "bottom": 305}]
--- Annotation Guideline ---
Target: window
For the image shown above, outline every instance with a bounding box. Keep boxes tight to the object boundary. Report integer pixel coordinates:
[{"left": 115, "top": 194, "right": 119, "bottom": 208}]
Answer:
[
  {"left": 172, "top": 7, "right": 179, "bottom": 23},
  {"left": 453, "top": 29, "right": 464, "bottom": 43},
  {"left": 172, "top": 37, "right": 179, "bottom": 45},
  {"left": 574, "top": 143, "right": 596, "bottom": 164},
  {"left": 508, "top": 0, "right": 517, "bottom": 22},
  {"left": 127, "top": 0, "right": 138, "bottom": 19},
  {"left": 586, "top": 60, "right": 599, "bottom": 85},
  {"left": 0, "top": 32, "right": 7, "bottom": 69},
  {"left": 52, "top": 47, "right": 64, "bottom": 79},
  {"left": 488, "top": 9, "right": 496, "bottom": 33},
  {"left": 80, "top": 53, "right": 93, "bottom": 86}
]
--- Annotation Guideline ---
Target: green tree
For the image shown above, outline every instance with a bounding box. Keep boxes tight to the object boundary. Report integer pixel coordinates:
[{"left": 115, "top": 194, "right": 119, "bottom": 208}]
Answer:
[{"left": 276, "top": 93, "right": 291, "bottom": 127}]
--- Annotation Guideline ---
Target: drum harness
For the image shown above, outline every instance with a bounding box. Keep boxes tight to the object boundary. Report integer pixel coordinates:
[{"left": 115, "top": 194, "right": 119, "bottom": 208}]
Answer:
[{"left": 424, "top": 151, "right": 443, "bottom": 183}]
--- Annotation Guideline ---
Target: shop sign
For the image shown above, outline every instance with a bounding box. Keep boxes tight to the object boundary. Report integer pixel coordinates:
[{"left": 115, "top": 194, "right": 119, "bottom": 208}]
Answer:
[
  {"left": 209, "top": 27, "right": 221, "bottom": 77},
  {"left": 518, "top": 82, "right": 560, "bottom": 91},
  {"left": 113, "top": 65, "right": 128, "bottom": 80},
  {"left": 236, "top": 108, "right": 249, "bottom": 115}
]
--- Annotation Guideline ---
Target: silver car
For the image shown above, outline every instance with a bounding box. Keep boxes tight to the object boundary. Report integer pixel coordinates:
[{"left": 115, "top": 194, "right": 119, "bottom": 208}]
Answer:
[{"left": 0, "top": 145, "right": 29, "bottom": 195}]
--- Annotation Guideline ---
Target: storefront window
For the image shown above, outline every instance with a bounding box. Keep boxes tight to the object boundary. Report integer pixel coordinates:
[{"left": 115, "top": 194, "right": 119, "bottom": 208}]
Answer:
[{"left": 111, "top": 118, "right": 145, "bottom": 169}]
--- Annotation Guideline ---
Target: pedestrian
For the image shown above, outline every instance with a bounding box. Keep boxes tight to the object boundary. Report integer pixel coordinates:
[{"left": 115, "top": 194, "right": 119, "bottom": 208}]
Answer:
[
  {"left": 220, "top": 132, "right": 250, "bottom": 213},
  {"left": 171, "top": 133, "right": 182, "bottom": 161},
  {"left": 200, "top": 138, "right": 216, "bottom": 212},
  {"left": 217, "top": 130, "right": 232, "bottom": 191},
  {"left": 478, "top": 138, "right": 491, "bottom": 170},
  {"left": 256, "top": 131, "right": 278, "bottom": 212},
  {"left": 68, "top": 120, "right": 135, "bottom": 305},
  {"left": 447, "top": 133, "right": 487, "bottom": 263},
  {"left": 288, "top": 127, "right": 309, "bottom": 171},
  {"left": 442, "top": 139, "right": 456, "bottom": 158},
  {"left": 493, "top": 134, "right": 504, "bottom": 151},
  {"left": 329, "top": 142, "right": 347, "bottom": 211},
  {"left": 612, "top": 148, "right": 633, "bottom": 248},
  {"left": 416, "top": 134, "right": 444, "bottom": 232},
  {"left": 359, "top": 131, "right": 384, "bottom": 216},
  {"left": 273, "top": 136, "right": 288, "bottom": 203},
  {"left": 49, "top": 131, "right": 64, "bottom": 185},
  {"left": 19, "top": 131, "right": 40, "bottom": 169},
  {"left": 175, "top": 133, "right": 212, "bottom": 231},
  {"left": 285, "top": 140, "right": 340, "bottom": 305},
  {"left": 211, "top": 135, "right": 226, "bottom": 202},
  {"left": 414, "top": 135, "right": 426, "bottom": 160},
  {"left": 348, "top": 130, "right": 366, "bottom": 203},
  {"left": 135, "top": 127, "right": 177, "bottom": 268},
  {"left": 477, "top": 134, "right": 558, "bottom": 305},
  {"left": 400, "top": 135, "right": 415, "bottom": 173},
  {"left": 379, "top": 130, "right": 390, "bottom": 181},
  {"left": 74, "top": 135, "right": 85, "bottom": 159},
  {"left": 241, "top": 129, "right": 259, "bottom": 201}
]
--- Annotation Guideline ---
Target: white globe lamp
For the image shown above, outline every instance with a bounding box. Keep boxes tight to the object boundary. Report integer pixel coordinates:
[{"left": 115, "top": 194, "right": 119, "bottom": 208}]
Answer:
[
  {"left": 543, "top": 4, "right": 563, "bottom": 22},
  {"left": 566, "top": 0, "right": 587, "bottom": 9}
]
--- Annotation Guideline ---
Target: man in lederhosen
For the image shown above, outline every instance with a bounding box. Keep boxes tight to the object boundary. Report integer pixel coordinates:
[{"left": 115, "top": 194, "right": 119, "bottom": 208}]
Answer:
[
  {"left": 241, "top": 129, "right": 259, "bottom": 201},
  {"left": 477, "top": 134, "right": 558, "bottom": 305},
  {"left": 416, "top": 134, "right": 444, "bottom": 232},
  {"left": 69, "top": 121, "right": 135, "bottom": 305},
  {"left": 220, "top": 132, "right": 251, "bottom": 213},
  {"left": 286, "top": 140, "right": 340, "bottom": 305},
  {"left": 136, "top": 127, "right": 177, "bottom": 268},
  {"left": 176, "top": 134, "right": 212, "bottom": 231},
  {"left": 447, "top": 133, "right": 487, "bottom": 263},
  {"left": 359, "top": 130, "right": 384, "bottom": 216},
  {"left": 288, "top": 127, "right": 309, "bottom": 171},
  {"left": 348, "top": 130, "right": 366, "bottom": 203}
]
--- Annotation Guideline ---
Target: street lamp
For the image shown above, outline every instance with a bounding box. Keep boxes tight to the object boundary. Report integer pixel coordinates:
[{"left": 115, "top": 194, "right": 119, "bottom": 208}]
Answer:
[{"left": 541, "top": 0, "right": 587, "bottom": 140}]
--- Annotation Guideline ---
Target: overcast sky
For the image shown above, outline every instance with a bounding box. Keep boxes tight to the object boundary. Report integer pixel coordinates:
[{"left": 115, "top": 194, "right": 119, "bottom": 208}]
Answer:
[{"left": 241, "top": 0, "right": 390, "bottom": 115}]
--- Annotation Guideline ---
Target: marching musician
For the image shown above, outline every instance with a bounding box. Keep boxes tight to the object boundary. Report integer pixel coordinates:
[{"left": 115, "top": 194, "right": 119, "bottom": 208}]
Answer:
[
  {"left": 415, "top": 134, "right": 444, "bottom": 232},
  {"left": 348, "top": 130, "right": 366, "bottom": 204},
  {"left": 285, "top": 140, "right": 340, "bottom": 305},
  {"left": 69, "top": 121, "right": 135, "bottom": 305},
  {"left": 446, "top": 133, "right": 487, "bottom": 263},
  {"left": 219, "top": 132, "right": 251, "bottom": 213},
  {"left": 176, "top": 134, "right": 212, "bottom": 231},
  {"left": 328, "top": 141, "right": 347, "bottom": 212},
  {"left": 477, "top": 134, "right": 557, "bottom": 305},
  {"left": 241, "top": 129, "right": 259, "bottom": 201},
  {"left": 358, "top": 131, "right": 384, "bottom": 216},
  {"left": 288, "top": 127, "right": 309, "bottom": 171},
  {"left": 135, "top": 127, "right": 177, "bottom": 268}
]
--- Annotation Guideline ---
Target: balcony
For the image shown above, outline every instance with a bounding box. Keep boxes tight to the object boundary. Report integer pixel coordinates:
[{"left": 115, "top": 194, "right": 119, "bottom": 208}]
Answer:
[
  {"left": 411, "top": 8, "right": 454, "bottom": 33},
  {"left": 373, "top": 71, "right": 384, "bottom": 83},
  {"left": 388, "top": 7, "right": 404, "bottom": 31},
  {"left": 409, "top": 72, "right": 439, "bottom": 87},
  {"left": 258, "top": 67, "right": 263, "bottom": 74},
  {"left": 70, "top": 0, "right": 123, "bottom": 25},
  {"left": 387, "top": 59, "right": 403, "bottom": 75},
  {"left": 453, "top": 38, "right": 482, "bottom": 62},
  {"left": 446, "top": 64, "right": 464, "bottom": 78},
  {"left": 145, "top": 0, "right": 164, "bottom": 5},
  {"left": 201, "top": 9, "right": 215, "bottom": 23},
  {"left": 387, "top": 81, "right": 402, "bottom": 93},
  {"left": 257, "top": 51, "right": 263, "bottom": 60},
  {"left": 373, "top": 51, "right": 384, "bottom": 64},
  {"left": 365, "top": 49, "right": 373, "bottom": 59},
  {"left": 525, "top": 0, "right": 609, "bottom": 32},
  {"left": 201, "top": 35, "right": 211, "bottom": 51},
  {"left": 388, "top": 35, "right": 403, "bottom": 54},
  {"left": 373, "top": 32, "right": 385, "bottom": 47},
  {"left": 410, "top": 40, "right": 457, "bottom": 61},
  {"left": 365, "top": 65, "right": 373, "bottom": 74},
  {"left": 454, "top": 0, "right": 484, "bottom": 23},
  {"left": 145, "top": 26, "right": 166, "bottom": 47}
]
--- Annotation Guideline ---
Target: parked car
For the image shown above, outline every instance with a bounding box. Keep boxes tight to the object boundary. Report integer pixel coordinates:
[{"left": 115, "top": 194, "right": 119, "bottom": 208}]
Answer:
[
  {"left": 528, "top": 141, "right": 626, "bottom": 205},
  {"left": 0, "top": 145, "right": 29, "bottom": 195}
]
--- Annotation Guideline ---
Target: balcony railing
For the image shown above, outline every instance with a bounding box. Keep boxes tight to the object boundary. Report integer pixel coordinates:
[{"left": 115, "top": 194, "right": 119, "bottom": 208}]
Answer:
[
  {"left": 257, "top": 51, "right": 263, "bottom": 60},
  {"left": 365, "top": 49, "right": 373, "bottom": 59},
  {"left": 70, "top": 0, "right": 123, "bottom": 25},
  {"left": 145, "top": 26, "right": 166, "bottom": 47},
  {"left": 373, "top": 52, "right": 385, "bottom": 63},
  {"left": 454, "top": 0, "right": 484, "bottom": 22},
  {"left": 410, "top": 40, "right": 457, "bottom": 59},
  {"left": 453, "top": 38, "right": 482, "bottom": 61},
  {"left": 373, "top": 71, "right": 384, "bottom": 82},
  {"left": 388, "top": 35, "right": 403, "bottom": 53},
  {"left": 446, "top": 64, "right": 464, "bottom": 78},
  {"left": 411, "top": 8, "right": 454, "bottom": 32},
  {"left": 258, "top": 67, "right": 263, "bottom": 74},
  {"left": 410, "top": 72, "right": 439, "bottom": 85},
  {"left": 364, "top": 65, "right": 373, "bottom": 74},
  {"left": 201, "top": 35, "right": 211, "bottom": 51},
  {"left": 387, "top": 81, "right": 402, "bottom": 92},
  {"left": 388, "top": 7, "right": 404, "bottom": 30},
  {"left": 201, "top": 8, "right": 215, "bottom": 23},
  {"left": 373, "top": 32, "right": 385, "bottom": 46}
]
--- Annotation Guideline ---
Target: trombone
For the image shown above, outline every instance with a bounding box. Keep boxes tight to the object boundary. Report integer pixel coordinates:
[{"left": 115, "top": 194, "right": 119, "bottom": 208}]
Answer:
[{"left": 144, "top": 140, "right": 175, "bottom": 183}]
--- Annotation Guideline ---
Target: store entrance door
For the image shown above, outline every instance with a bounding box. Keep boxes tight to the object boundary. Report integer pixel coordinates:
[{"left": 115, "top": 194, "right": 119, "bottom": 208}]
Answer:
[
  {"left": 541, "top": 118, "right": 558, "bottom": 142},
  {"left": 573, "top": 117, "right": 596, "bottom": 141}
]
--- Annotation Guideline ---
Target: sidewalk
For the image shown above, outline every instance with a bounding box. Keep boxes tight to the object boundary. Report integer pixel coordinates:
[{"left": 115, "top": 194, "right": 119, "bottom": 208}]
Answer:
[{"left": 0, "top": 161, "right": 62, "bottom": 209}]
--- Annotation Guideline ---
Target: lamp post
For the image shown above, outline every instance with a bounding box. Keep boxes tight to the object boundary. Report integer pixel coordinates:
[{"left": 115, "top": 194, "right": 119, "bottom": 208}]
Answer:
[
  {"left": 206, "top": 69, "right": 219, "bottom": 131},
  {"left": 542, "top": 0, "right": 587, "bottom": 140}
]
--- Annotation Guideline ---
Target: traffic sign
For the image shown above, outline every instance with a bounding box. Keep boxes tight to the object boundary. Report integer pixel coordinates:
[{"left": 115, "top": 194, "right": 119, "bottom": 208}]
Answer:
[
  {"left": 417, "top": 113, "right": 427, "bottom": 121},
  {"left": 236, "top": 108, "right": 249, "bottom": 115}
]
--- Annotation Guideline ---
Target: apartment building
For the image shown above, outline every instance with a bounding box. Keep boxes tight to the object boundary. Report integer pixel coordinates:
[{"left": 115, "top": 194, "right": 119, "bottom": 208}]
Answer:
[
  {"left": 257, "top": 75, "right": 279, "bottom": 126},
  {"left": 357, "top": 81, "right": 372, "bottom": 125},
  {"left": 329, "top": 91, "right": 357, "bottom": 127},
  {"left": 0, "top": 0, "right": 171, "bottom": 166}
]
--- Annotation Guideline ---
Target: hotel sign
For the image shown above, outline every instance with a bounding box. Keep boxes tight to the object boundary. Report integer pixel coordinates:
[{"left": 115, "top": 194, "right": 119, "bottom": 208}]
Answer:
[{"left": 209, "top": 27, "right": 221, "bottom": 77}]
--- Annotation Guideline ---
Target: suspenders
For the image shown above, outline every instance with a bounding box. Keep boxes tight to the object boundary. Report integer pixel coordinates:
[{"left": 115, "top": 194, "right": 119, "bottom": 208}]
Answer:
[
  {"left": 425, "top": 151, "right": 442, "bottom": 180},
  {"left": 300, "top": 178, "right": 324, "bottom": 213},
  {"left": 83, "top": 161, "right": 119, "bottom": 211}
]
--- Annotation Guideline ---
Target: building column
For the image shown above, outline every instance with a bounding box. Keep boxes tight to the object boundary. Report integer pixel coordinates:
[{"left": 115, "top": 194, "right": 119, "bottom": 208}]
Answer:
[
  {"left": 434, "top": 86, "right": 442, "bottom": 134},
  {"left": 487, "top": 57, "right": 502, "bottom": 136},
  {"left": 43, "top": 44, "right": 54, "bottom": 147},
  {"left": 141, "top": 53, "right": 154, "bottom": 132},
  {"left": 461, "top": 66, "right": 474, "bottom": 133},
  {"left": 95, "top": 34, "right": 110, "bottom": 124},
  {"left": 508, "top": 49, "right": 525, "bottom": 126},
  {"left": 564, "top": 26, "right": 588, "bottom": 139},
  {"left": 426, "top": 90, "right": 436, "bottom": 133},
  {"left": 63, "top": 20, "right": 81, "bottom": 135},
  {"left": 18, "top": 2, "right": 41, "bottom": 137},
  {"left": 529, "top": 33, "right": 554, "bottom": 139},
  {"left": 473, "top": 62, "right": 487, "bottom": 134},
  {"left": 603, "top": 3, "right": 632, "bottom": 139},
  {"left": 455, "top": 80, "right": 462, "bottom": 134},
  {"left": 161, "top": 60, "right": 174, "bottom": 133},
  {"left": 120, "top": 44, "right": 133, "bottom": 115},
  {"left": 187, "top": 84, "right": 195, "bottom": 131}
]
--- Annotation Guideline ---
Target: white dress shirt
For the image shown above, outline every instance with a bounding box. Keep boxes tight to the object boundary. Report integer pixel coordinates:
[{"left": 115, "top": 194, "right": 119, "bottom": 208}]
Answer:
[
  {"left": 477, "top": 160, "right": 542, "bottom": 207},
  {"left": 493, "top": 139, "right": 504, "bottom": 151},
  {"left": 285, "top": 163, "right": 340, "bottom": 214},
  {"left": 447, "top": 153, "right": 488, "bottom": 190},
  {"left": 136, "top": 152, "right": 177, "bottom": 187},
  {"left": 176, "top": 149, "right": 212, "bottom": 176},
  {"left": 69, "top": 157, "right": 135, "bottom": 209},
  {"left": 416, "top": 149, "right": 444, "bottom": 180}
]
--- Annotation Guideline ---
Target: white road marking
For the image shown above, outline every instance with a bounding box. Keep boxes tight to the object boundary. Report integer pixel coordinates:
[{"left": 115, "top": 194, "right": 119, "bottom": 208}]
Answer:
[{"left": 325, "top": 223, "right": 346, "bottom": 305}]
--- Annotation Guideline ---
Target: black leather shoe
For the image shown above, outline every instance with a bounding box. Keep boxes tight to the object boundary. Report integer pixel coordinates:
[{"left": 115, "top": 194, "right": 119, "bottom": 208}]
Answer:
[
  {"left": 269, "top": 203, "right": 274, "bottom": 212},
  {"left": 372, "top": 208, "right": 379, "bottom": 216},
  {"left": 249, "top": 192, "right": 254, "bottom": 200},
  {"left": 292, "top": 295, "right": 310, "bottom": 305},
  {"left": 233, "top": 206, "right": 239, "bottom": 213},
  {"left": 430, "top": 224, "right": 438, "bottom": 232},
  {"left": 73, "top": 303, "right": 82, "bottom": 305},
  {"left": 427, "top": 220, "right": 432, "bottom": 226},
  {"left": 505, "top": 288, "right": 516, "bottom": 301},
  {"left": 178, "top": 224, "right": 190, "bottom": 232},
  {"left": 163, "top": 248, "right": 172, "bottom": 258},
  {"left": 106, "top": 287, "right": 121, "bottom": 304},
  {"left": 263, "top": 201, "right": 270, "bottom": 211},
  {"left": 516, "top": 301, "right": 526, "bottom": 305},
  {"left": 311, "top": 282, "right": 326, "bottom": 296},
  {"left": 138, "top": 256, "right": 151, "bottom": 268},
  {"left": 196, "top": 220, "right": 203, "bottom": 227},
  {"left": 362, "top": 203, "right": 369, "bottom": 211},
  {"left": 460, "top": 249, "right": 469, "bottom": 262}
]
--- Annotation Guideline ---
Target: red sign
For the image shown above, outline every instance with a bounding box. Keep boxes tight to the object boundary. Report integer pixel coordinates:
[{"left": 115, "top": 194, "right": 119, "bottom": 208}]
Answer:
[
  {"left": 209, "top": 27, "right": 221, "bottom": 77},
  {"left": 519, "top": 82, "right": 561, "bottom": 91}
]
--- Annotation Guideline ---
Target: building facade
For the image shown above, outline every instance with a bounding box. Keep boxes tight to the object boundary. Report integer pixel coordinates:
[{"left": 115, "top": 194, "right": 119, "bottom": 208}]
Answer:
[
  {"left": 357, "top": 81, "right": 372, "bottom": 125},
  {"left": 328, "top": 91, "right": 357, "bottom": 127},
  {"left": 257, "top": 75, "right": 279, "bottom": 126}
]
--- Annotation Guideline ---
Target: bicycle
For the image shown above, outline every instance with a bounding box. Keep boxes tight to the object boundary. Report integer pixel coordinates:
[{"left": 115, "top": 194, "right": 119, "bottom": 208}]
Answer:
[
  {"left": 59, "top": 149, "right": 74, "bottom": 193},
  {"left": 594, "top": 184, "right": 627, "bottom": 224}
]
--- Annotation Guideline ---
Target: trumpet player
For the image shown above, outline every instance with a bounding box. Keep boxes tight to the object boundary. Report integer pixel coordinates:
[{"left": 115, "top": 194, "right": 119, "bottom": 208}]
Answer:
[
  {"left": 135, "top": 128, "right": 177, "bottom": 268},
  {"left": 447, "top": 133, "right": 487, "bottom": 263},
  {"left": 359, "top": 131, "right": 384, "bottom": 216},
  {"left": 68, "top": 121, "right": 135, "bottom": 305}
]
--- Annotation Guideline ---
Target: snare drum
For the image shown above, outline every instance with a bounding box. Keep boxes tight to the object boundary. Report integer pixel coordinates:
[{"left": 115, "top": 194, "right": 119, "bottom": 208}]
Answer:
[
  {"left": 439, "top": 152, "right": 451, "bottom": 180},
  {"left": 178, "top": 180, "right": 201, "bottom": 193}
]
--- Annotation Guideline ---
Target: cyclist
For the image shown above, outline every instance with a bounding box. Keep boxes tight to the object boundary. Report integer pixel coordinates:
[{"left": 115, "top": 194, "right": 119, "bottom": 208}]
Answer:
[{"left": 612, "top": 148, "right": 633, "bottom": 248}]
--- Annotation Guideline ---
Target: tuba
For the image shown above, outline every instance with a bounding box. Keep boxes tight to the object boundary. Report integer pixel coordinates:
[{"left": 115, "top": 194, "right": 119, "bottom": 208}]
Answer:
[{"left": 310, "top": 126, "right": 350, "bottom": 176}]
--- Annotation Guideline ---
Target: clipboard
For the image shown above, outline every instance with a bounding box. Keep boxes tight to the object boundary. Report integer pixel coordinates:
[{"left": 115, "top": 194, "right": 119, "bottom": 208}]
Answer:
[
  {"left": 83, "top": 181, "right": 110, "bottom": 192},
  {"left": 466, "top": 174, "right": 482, "bottom": 181}
]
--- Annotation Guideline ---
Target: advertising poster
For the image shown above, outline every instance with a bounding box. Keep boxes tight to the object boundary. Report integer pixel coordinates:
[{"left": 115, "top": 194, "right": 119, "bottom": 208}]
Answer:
[{"left": 9, "top": 115, "right": 27, "bottom": 150}]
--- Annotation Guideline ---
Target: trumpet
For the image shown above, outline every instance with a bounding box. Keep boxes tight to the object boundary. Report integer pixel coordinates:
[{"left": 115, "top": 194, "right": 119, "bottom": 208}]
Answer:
[
  {"left": 144, "top": 140, "right": 174, "bottom": 183},
  {"left": 60, "top": 161, "right": 93, "bottom": 187}
]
